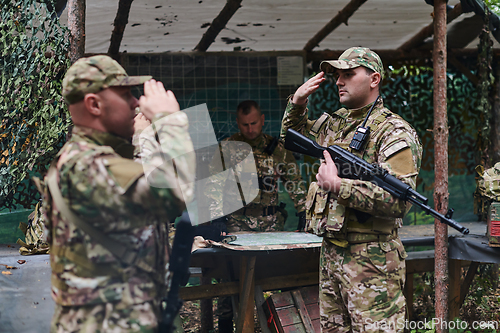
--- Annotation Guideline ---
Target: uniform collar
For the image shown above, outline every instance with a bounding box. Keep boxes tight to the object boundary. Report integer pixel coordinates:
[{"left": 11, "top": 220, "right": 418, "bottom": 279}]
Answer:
[
  {"left": 346, "top": 98, "right": 384, "bottom": 119},
  {"left": 71, "top": 126, "right": 135, "bottom": 159},
  {"left": 236, "top": 132, "right": 266, "bottom": 147}
]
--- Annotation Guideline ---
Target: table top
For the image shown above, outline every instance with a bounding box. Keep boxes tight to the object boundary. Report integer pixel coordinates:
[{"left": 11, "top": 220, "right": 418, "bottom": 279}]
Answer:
[{"left": 193, "top": 222, "right": 487, "bottom": 254}]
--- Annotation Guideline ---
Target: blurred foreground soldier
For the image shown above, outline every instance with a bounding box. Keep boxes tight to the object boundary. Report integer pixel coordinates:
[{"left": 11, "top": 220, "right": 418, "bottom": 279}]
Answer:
[
  {"left": 281, "top": 48, "right": 422, "bottom": 332},
  {"left": 36, "top": 55, "right": 195, "bottom": 332},
  {"left": 206, "top": 100, "right": 307, "bottom": 233}
]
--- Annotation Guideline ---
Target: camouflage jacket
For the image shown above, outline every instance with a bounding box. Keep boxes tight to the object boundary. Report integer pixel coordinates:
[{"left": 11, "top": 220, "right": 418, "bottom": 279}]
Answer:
[
  {"left": 40, "top": 111, "right": 195, "bottom": 306},
  {"left": 205, "top": 132, "right": 307, "bottom": 220},
  {"left": 280, "top": 98, "right": 422, "bottom": 239}
]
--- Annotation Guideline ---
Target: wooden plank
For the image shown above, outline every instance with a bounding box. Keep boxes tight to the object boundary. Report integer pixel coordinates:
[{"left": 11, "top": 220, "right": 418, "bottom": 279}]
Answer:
[
  {"left": 449, "top": 259, "right": 462, "bottom": 319},
  {"left": 459, "top": 261, "right": 480, "bottom": 306},
  {"left": 406, "top": 258, "right": 435, "bottom": 274},
  {"left": 398, "top": 3, "right": 462, "bottom": 52},
  {"left": 180, "top": 280, "right": 239, "bottom": 301},
  {"left": 303, "top": 0, "right": 368, "bottom": 52},
  {"left": 194, "top": 0, "right": 243, "bottom": 52},
  {"left": 263, "top": 296, "right": 284, "bottom": 333},
  {"left": 291, "top": 290, "right": 315, "bottom": 333},
  {"left": 276, "top": 307, "right": 303, "bottom": 327},
  {"left": 311, "top": 318, "right": 321, "bottom": 333},
  {"left": 255, "top": 285, "right": 273, "bottom": 333},
  {"left": 108, "top": 0, "right": 134, "bottom": 61},
  {"left": 300, "top": 286, "right": 319, "bottom": 305},
  {"left": 236, "top": 256, "right": 256, "bottom": 333},
  {"left": 404, "top": 273, "right": 414, "bottom": 319},
  {"left": 180, "top": 271, "right": 318, "bottom": 301},
  {"left": 272, "top": 292, "right": 295, "bottom": 308}
]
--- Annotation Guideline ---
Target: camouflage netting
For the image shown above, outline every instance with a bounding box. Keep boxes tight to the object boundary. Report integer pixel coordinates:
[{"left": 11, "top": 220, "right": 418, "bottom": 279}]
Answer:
[{"left": 0, "top": 0, "right": 70, "bottom": 210}]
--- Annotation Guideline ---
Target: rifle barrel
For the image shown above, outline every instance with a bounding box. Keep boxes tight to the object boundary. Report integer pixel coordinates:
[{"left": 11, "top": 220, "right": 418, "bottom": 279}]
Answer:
[{"left": 284, "top": 128, "right": 470, "bottom": 235}]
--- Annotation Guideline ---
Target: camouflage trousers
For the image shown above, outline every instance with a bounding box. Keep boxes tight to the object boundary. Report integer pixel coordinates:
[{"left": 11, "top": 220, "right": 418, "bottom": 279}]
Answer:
[
  {"left": 319, "top": 237, "right": 407, "bottom": 333},
  {"left": 51, "top": 300, "right": 161, "bottom": 333},
  {"left": 226, "top": 211, "right": 286, "bottom": 232}
]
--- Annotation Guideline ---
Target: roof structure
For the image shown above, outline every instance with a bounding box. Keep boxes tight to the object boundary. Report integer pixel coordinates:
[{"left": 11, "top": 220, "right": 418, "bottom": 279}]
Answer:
[{"left": 58, "top": 0, "right": 499, "bottom": 57}]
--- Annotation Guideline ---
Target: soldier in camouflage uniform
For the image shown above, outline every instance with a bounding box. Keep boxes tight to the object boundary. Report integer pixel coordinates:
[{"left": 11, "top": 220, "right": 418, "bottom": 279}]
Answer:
[
  {"left": 37, "top": 55, "right": 195, "bottom": 333},
  {"left": 280, "top": 48, "right": 422, "bottom": 333},
  {"left": 205, "top": 100, "right": 307, "bottom": 232},
  {"left": 205, "top": 100, "right": 307, "bottom": 332}
]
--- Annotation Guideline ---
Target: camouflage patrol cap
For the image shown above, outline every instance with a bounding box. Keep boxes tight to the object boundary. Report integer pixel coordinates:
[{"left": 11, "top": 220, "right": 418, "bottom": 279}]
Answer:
[
  {"left": 62, "top": 55, "right": 152, "bottom": 104},
  {"left": 320, "top": 47, "right": 383, "bottom": 76}
]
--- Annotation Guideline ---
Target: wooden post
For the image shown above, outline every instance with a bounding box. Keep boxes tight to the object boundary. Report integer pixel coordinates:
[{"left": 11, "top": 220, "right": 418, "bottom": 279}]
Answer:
[
  {"left": 67, "top": 0, "right": 85, "bottom": 64},
  {"left": 236, "top": 256, "right": 256, "bottom": 333},
  {"left": 194, "top": 0, "right": 243, "bottom": 52},
  {"left": 448, "top": 259, "right": 461, "bottom": 320},
  {"left": 433, "top": 1, "right": 449, "bottom": 332},
  {"left": 200, "top": 269, "right": 214, "bottom": 333},
  {"left": 404, "top": 272, "right": 414, "bottom": 319}
]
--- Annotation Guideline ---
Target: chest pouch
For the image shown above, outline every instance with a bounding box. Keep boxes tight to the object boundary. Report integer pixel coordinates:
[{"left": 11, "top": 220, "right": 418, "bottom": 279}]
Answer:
[{"left": 305, "top": 182, "right": 347, "bottom": 236}]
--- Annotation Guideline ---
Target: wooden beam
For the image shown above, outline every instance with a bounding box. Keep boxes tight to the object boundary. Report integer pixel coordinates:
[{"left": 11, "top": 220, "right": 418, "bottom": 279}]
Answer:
[
  {"left": 307, "top": 48, "right": 500, "bottom": 64},
  {"left": 433, "top": 0, "right": 449, "bottom": 330},
  {"left": 108, "top": 0, "right": 135, "bottom": 62},
  {"left": 303, "top": 0, "right": 368, "bottom": 52},
  {"left": 459, "top": 261, "right": 480, "bottom": 306},
  {"left": 398, "top": 3, "right": 462, "bottom": 52},
  {"left": 236, "top": 256, "right": 256, "bottom": 333},
  {"left": 194, "top": 0, "right": 243, "bottom": 52},
  {"left": 179, "top": 271, "right": 319, "bottom": 301}
]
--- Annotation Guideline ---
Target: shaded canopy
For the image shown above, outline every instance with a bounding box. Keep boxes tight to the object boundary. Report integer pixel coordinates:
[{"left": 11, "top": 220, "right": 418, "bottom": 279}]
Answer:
[{"left": 58, "top": 0, "right": 499, "bottom": 56}]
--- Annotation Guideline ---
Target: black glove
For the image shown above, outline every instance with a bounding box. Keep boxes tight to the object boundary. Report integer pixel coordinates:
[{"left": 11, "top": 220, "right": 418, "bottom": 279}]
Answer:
[
  {"left": 296, "top": 211, "right": 306, "bottom": 232},
  {"left": 194, "top": 217, "right": 228, "bottom": 242}
]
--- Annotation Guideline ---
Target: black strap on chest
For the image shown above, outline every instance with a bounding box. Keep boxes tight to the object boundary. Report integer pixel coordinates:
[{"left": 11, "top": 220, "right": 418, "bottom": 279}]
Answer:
[
  {"left": 349, "top": 95, "right": 380, "bottom": 151},
  {"left": 263, "top": 136, "right": 279, "bottom": 155}
]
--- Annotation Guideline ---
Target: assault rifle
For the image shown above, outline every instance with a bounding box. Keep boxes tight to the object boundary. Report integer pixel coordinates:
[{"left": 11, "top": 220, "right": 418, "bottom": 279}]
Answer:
[
  {"left": 284, "top": 128, "right": 469, "bottom": 235},
  {"left": 159, "top": 211, "right": 195, "bottom": 332}
]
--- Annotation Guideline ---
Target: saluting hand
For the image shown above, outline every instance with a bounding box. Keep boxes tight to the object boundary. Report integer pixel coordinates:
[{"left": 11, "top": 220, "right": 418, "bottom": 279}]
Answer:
[
  {"left": 139, "top": 79, "right": 180, "bottom": 120},
  {"left": 316, "top": 150, "right": 341, "bottom": 194},
  {"left": 292, "top": 72, "right": 326, "bottom": 105}
]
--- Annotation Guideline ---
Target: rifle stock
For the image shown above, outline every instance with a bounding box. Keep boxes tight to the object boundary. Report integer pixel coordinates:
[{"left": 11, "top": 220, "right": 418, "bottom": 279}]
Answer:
[{"left": 284, "top": 128, "right": 469, "bottom": 235}]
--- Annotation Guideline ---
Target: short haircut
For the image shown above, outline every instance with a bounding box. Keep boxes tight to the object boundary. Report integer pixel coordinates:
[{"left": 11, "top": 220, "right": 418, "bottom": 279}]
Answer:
[{"left": 237, "top": 100, "right": 261, "bottom": 117}]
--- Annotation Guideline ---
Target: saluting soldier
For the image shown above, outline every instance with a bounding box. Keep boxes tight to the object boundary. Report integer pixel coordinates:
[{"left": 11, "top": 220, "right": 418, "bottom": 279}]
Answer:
[
  {"left": 205, "top": 100, "right": 307, "bottom": 233},
  {"left": 38, "top": 55, "right": 195, "bottom": 332},
  {"left": 204, "top": 100, "right": 308, "bottom": 332},
  {"left": 281, "top": 47, "right": 422, "bottom": 332}
]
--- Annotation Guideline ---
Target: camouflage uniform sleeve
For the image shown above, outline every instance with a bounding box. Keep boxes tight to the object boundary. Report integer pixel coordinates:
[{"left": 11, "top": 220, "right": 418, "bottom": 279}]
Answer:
[
  {"left": 280, "top": 98, "right": 315, "bottom": 141},
  {"left": 276, "top": 145, "right": 307, "bottom": 212},
  {"left": 336, "top": 123, "right": 423, "bottom": 218},
  {"left": 132, "top": 111, "right": 195, "bottom": 220}
]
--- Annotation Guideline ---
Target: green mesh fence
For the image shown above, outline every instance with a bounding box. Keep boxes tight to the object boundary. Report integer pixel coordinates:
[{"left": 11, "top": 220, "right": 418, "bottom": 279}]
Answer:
[{"left": 0, "top": 0, "right": 71, "bottom": 211}]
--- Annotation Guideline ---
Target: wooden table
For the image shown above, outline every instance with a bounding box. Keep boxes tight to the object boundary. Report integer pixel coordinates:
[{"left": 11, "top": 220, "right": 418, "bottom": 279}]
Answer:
[{"left": 180, "top": 222, "right": 490, "bottom": 333}]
